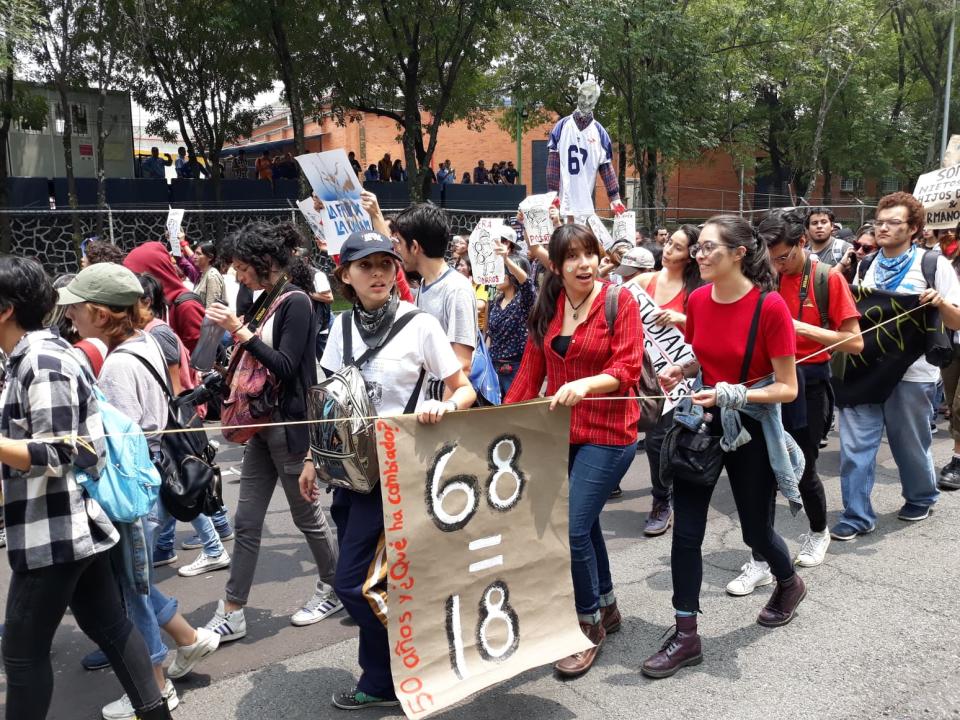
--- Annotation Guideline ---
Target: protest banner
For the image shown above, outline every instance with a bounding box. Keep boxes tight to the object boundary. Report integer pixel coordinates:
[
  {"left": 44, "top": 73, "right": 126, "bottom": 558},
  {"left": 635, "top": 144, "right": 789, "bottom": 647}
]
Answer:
[
  {"left": 375, "top": 402, "right": 591, "bottom": 719},
  {"left": 295, "top": 149, "right": 372, "bottom": 253},
  {"left": 612, "top": 211, "right": 636, "bottom": 245},
  {"left": 622, "top": 283, "right": 695, "bottom": 410},
  {"left": 912, "top": 162, "right": 960, "bottom": 229},
  {"left": 831, "top": 287, "right": 926, "bottom": 407},
  {"left": 165, "top": 208, "right": 185, "bottom": 257},
  {"left": 296, "top": 197, "right": 325, "bottom": 242},
  {"left": 468, "top": 219, "right": 506, "bottom": 285},
  {"left": 518, "top": 192, "right": 557, "bottom": 245}
]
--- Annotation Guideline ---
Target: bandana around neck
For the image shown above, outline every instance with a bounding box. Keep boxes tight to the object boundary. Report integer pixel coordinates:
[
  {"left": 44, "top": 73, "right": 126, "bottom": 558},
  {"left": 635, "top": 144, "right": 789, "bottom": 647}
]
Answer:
[
  {"left": 353, "top": 291, "right": 400, "bottom": 349},
  {"left": 873, "top": 247, "right": 915, "bottom": 291}
]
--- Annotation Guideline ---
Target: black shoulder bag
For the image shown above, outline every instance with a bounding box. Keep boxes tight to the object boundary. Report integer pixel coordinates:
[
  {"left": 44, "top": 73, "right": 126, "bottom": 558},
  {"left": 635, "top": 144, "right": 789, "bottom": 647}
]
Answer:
[{"left": 659, "top": 291, "right": 768, "bottom": 488}]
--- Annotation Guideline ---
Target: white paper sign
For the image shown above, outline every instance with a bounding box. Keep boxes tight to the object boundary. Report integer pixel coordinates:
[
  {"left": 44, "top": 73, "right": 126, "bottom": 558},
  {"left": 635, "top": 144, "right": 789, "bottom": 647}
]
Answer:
[
  {"left": 586, "top": 214, "right": 615, "bottom": 250},
  {"left": 297, "top": 197, "right": 325, "bottom": 241},
  {"left": 622, "top": 283, "right": 695, "bottom": 412},
  {"left": 913, "top": 162, "right": 960, "bottom": 230},
  {"left": 613, "top": 211, "right": 636, "bottom": 245},
  {"left": 296, "top": 149, "right": 373, "bottom": 253},
  {"left": 518, "top": 192, "right": 557, "bottom": 245},
  {"left": 468, "top": 219, "right": 506, "bottom": 285},
  {"left": 165, "top": 208, "right": 185, "bottom": 257}
]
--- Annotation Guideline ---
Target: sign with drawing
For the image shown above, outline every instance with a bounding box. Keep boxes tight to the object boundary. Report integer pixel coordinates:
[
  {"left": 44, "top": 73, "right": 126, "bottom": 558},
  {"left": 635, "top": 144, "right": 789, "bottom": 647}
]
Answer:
[
  {"left": 297, "top": 197, "right": 325, "bottom": 241},
  {"left": 296, "top": 149, "right": 373, "bottom": 253},
  {"left": 467, "top": 218, "right": 506, "bottom": 285},
  {"left": 375, "top": 402, "right": 590, "bottom": 719},
  {"left": 165, "top": 208, "right": 185, "bottom": 257},
  {"left": 518, "top": 192, "right": 557, "bottom": 245}
]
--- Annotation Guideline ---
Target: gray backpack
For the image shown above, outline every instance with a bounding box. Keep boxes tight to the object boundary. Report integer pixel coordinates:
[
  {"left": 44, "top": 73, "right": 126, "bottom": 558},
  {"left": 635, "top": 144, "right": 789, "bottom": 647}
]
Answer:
[{"left": 307, "top": 310, "right": 425, "bottom": 493}]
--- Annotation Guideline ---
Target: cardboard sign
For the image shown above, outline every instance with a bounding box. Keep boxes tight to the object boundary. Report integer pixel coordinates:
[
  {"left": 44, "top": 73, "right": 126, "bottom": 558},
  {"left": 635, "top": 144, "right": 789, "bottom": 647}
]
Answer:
[
  {"left": 622, "top": 282, "right": 695, "bottom": 410},
  {"left": 612, "top": 211, "right": 636, "bottom": 245},
  {"left": 944, "top": 135, "right": 960, "bottom": 168},
  {"left": 297, "top": 197, "right": 325, "bottom": 241},
  {"left": 518, "top": 192, "right": 557, "bottom": 245},
  {"left": 468, "top": 219, "right": 506, "bottom": 285},
  {"left": 165, "top": 208, "right": 185, "bottom": 257},
  {"left": 375, "top": 402, "right": 590, "bottom": 719},
  {"left": 296, "top": 149, "right": 373, "bottom": 253},
  {"left": 912, "top": 162, "right": 960, "bottom": 230},
  {"left": 585, "top": 214, "right": 615, "bottom": 250}
]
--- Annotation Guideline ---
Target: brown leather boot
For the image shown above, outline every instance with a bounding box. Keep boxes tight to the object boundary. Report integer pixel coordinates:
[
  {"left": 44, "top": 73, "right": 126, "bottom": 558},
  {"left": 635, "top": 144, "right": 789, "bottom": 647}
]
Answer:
[
  {"left": 554, "top": 620, "right": 605, "bottom": 678},
  {"left": 640, "top": 615, "right": 702, "bottom": 679},
  {"left": 757, "top": 574, "right": 806, "bottom": 627},
  {"left": 600, "top": 602, "right": 622, "bottom": 634}
]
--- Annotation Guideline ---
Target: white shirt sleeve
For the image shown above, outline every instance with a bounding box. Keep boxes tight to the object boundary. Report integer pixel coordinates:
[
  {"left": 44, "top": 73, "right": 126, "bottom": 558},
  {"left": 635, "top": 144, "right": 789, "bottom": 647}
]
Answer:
[
  {"left": 320, "top": 313, "right": 346, "bottom": 374},
  {"left": 417, "top": 314, "right": 464, "bottom": 382},
  {"left": 313, "top": 269, "right": 331, "bottom": 294},
  {"left": 935, "top": 255, "right": 960, "bottom": 305}
]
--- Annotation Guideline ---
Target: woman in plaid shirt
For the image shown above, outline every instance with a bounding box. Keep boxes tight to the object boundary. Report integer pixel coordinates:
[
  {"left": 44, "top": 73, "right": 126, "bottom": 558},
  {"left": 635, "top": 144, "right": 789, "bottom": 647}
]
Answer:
[
  {"left": 505, "top": 224, "right": 644, "bottom": 678},
  {"left": 0, "top": 257, "right": 171, "bottom": 720}
]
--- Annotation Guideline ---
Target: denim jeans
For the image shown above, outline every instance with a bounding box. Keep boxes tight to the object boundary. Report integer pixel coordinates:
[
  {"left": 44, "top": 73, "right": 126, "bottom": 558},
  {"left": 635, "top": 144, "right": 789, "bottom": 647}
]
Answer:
[
  {"left": 568, "top": 442, "right": 637, "bottom": 623},
  {"left": 155, "top": 510, "right": 226, "bottom": 558},
  {"left": 839, "top": 380, "right": 940, "bottom": 532}
]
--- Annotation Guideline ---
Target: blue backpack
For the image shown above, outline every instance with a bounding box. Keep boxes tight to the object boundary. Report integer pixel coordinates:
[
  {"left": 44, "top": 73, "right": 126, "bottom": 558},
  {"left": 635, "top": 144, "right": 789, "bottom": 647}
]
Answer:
[
  {"left": 470, "top": 328, "right": 502, "bottom": 406},
  {"left": 76, "top": 386, "right": 161, "bottom": 523}
]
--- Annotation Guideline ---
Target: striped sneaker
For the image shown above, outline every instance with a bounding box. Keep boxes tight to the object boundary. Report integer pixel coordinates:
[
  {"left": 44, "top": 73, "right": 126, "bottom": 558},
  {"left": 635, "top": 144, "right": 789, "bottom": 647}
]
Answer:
[
  {"left": 291, "top": 588, "right": 343, "bottom": 627},
  {"left": 204, "top": 599, "right": 246, "bottom": 643}
]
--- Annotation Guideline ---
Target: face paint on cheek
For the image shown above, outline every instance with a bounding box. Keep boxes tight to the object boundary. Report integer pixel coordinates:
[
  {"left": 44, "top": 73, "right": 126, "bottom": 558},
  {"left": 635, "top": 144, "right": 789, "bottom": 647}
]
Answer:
[{"left": 565, "top": 265, "right": 575, "bottom": 274}]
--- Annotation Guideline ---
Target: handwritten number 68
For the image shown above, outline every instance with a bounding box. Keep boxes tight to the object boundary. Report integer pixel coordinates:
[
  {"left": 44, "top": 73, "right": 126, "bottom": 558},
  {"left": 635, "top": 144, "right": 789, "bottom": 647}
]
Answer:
[{"left": 426, "top": 436, "right": 525, "bottom": 532}]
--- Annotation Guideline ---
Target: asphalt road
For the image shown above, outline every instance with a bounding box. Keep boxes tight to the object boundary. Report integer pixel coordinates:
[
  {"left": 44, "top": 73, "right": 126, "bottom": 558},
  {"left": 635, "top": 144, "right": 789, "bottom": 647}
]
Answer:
[{"left": 2, "top": 419, "right": 960, "bottom": 720}]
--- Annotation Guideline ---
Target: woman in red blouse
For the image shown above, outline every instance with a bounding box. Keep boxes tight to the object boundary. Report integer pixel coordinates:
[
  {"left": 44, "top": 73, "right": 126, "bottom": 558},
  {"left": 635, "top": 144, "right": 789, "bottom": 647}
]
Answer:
[
  {"left": 641, "top": 215, "right": 802, "bottom": 680},
  {"left": 505, "top": 224, "right": 643, "bottom": 678}
]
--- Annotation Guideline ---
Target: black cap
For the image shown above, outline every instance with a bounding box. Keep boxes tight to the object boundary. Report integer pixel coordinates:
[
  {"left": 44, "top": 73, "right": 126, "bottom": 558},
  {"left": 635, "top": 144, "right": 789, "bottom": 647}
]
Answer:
[{"left": 339, "top": 231, "right": 402, "bottom": 264}]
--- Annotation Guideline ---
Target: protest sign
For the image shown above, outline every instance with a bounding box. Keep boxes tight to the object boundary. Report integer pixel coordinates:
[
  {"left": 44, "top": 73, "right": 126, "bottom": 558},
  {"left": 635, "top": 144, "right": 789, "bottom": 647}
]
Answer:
[
  {"left": 622, "top": 283, "right": 695, "bottom": 410},
  {"left": 375, "top": 402, "right": 591, "bottom": 719},
  {"left": 612, "top": 211, "right": 636, "bottom": 245},
  {"left": 296, "top": 197, "right": 325, "bottom": 242},
  {"left": 586, "top": 214, "right": 615, "bottom": 250},
  {"left": 518, "top": 192, "right": 557, "bottom": 245},
  {"left": 468, "top": 219, "right": 506, "bottom": 285},
  {"left": 912, "top": 162, "right": 960, "bottom": 230},
  {"left": 831, "top": 287, "right": 926, "bottom": 407},
  {"left": 296, "top": 149, "right": 372, "bottom": 253},
  {"left": 165, "top": 208, "right": 185, "bottom": 257},
  {"left": 944, "top": 135, "right": 960, "bottom": 168}
]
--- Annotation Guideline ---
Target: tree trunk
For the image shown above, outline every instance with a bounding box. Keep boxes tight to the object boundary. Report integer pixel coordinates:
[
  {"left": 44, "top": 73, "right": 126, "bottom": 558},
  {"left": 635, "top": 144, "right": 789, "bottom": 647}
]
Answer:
[
  {"left": 95, "top": 84, "right": 107, "bottom": 238},
  {"left": 644, "top": 147, "right": 658, "bottom": 230},
  {"left": 821, "top": 156, "right": 833, "bottom": 205},
  {"left": 0, "top": 46, "right": 14, "bottom": 253},
  {"left": 269, "top": 6, "right": 308, "bottom": 196},
  {"left": 402, "top": 94, "right": 426, "bottom": 202},
  {"left": 57, "top": 82, "right": 82, "bottom": 261}
]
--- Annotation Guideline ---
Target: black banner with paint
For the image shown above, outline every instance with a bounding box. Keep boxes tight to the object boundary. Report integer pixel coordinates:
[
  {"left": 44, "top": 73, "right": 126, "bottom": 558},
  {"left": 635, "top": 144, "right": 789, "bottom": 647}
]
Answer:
[{"left": 831, "top": 287, "right": 925, "bottom": 407}]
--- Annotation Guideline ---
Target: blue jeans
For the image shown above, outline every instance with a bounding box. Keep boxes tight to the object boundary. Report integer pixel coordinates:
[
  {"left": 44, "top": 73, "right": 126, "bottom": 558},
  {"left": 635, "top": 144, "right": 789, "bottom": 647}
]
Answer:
[
  {"left": 568, "top": 442, "right": 636, "bottom": 623},
  {"left": 155, "top": 509, "right": 227, "bottom": 558},
  {"left": 839, "top": 380, "right": 940, "bottom": 531}
]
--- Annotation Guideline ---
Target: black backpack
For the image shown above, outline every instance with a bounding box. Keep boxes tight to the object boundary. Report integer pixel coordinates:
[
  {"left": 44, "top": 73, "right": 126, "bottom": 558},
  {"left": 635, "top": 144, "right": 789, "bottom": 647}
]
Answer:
[{"left": 118, "top": 348, "right": 224, "bottom": 521}]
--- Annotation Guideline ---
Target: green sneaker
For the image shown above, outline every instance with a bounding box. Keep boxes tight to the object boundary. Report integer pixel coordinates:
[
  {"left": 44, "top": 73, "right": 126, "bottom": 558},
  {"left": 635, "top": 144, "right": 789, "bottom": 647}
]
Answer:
[{"left": 332, "top": 689, "right": 400, "bottom": 710}]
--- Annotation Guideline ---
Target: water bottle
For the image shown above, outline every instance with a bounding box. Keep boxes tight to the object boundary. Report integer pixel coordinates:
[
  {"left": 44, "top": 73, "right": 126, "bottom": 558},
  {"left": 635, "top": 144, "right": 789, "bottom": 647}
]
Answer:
[{"left": 191, "top": 303, "right": 226, "bottom": 372}]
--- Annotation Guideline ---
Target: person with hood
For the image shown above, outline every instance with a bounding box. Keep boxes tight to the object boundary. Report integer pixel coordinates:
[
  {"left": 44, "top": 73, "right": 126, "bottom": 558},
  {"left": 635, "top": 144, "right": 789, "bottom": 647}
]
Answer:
[{"left": 124, "top": 242, "right": 205, "bottom": 353}]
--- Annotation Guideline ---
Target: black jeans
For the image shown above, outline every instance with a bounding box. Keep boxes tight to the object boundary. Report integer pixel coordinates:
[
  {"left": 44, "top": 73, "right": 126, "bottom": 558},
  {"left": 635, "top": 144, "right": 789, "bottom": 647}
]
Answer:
[
  {"left": 3, "top": 550, "right": 167, "bottom": 720},
  {"left": 645, "top": 409, "right": 674, "bottom": 502},
  {"left": 785, "top": 372, "right": 829, "bottom": 533},
  {"left": 671, "top": 415, "right": 795, "bottom": 613}
]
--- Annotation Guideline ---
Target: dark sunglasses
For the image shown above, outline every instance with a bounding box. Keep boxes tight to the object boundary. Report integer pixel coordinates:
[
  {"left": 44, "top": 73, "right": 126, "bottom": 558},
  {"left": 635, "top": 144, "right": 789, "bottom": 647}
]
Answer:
[{"left": 852, "top": 241, "right": 876, "bottom": 252}]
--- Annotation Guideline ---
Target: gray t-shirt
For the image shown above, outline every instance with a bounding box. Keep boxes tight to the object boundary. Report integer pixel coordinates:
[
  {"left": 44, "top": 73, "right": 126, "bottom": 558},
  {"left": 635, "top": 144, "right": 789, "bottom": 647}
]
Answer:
[
  {"left": 415, "top": 267, "right": 477, "bottom": 400},
  {"left": 809, "top": 237, "right": 852, "bottom": 267},
  {"left": 147, "top": 323, "right": 180, "bottom": 366},
  {"left": 98, "top": 333, "right": 169, "bottom": 453}
]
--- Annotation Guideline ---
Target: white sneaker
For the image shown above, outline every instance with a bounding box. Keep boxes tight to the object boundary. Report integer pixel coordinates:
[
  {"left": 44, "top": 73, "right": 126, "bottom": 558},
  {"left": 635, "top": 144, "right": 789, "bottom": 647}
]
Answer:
[
  {"left": 725, "top": 558, "right": 774, "bottom": 596},
  {"left": 795, "top": 530, "right": 831, "bottom": 567},
  {"left": 167, "top": 626, "right": 220, "bottom": 679},
  {"left": 204, "top": 599, "right": 246, "bottom": 642},
  {"left": 102, "top": 679, "right": 178, "bottom": 719},
  {"left": 177, "top": 550, "right": 231, "bottom": 578},
  {"left": 0, "top": 527, "right": 6, "bottom": 548},
  {"left": 291, "top": 588, "right": 343, "bottom": 627}
]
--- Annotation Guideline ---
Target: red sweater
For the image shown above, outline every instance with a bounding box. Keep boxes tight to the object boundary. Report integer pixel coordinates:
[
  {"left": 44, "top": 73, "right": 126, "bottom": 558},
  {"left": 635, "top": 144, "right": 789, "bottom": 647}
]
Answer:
[{"left": 505, "top": 284, "right": 643, "bottom": 446}]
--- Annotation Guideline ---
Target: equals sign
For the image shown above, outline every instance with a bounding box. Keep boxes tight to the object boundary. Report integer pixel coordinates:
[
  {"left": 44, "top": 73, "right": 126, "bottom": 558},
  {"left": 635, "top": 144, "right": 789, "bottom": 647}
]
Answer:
[{"left": 467, "top": 535, "right": 503, "bottom": 573}]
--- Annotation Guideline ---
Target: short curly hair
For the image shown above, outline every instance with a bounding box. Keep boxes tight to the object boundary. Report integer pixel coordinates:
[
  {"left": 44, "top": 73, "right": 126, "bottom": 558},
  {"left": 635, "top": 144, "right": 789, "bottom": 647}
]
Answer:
[
  {"left": 84, "top": 240, "right": 126, "bottom": 265},
  {"left": 220, "top": 221, "right": 304, "bottom": 281},
  {"left": 876, "top": 191, "right": 925, "bottom": 242}
]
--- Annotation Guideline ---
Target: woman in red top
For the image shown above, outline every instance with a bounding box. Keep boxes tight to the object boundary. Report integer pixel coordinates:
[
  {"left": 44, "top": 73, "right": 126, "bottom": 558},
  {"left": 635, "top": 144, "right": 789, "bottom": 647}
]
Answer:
[
  {"left": 628, "top": 225, "right": 703, "bottom": 535},
  {"left": 641, "top": 215, "right": 802, "bottom": 680},
  {"left": 505, "top": 224, "right": 643, "bottom": 678}
]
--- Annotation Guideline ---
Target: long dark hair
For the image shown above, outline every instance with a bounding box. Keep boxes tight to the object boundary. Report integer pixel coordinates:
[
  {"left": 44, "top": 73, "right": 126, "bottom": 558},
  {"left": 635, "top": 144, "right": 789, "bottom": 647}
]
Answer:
[
  {"left": 704, "top": 215, "right": 776, "bottom": 292},
  {"left": 528, "top": 224, "right": 602, "bottom": 345},
  {"left": 673, "top": 224, "right": 703, "bottom": 307}
]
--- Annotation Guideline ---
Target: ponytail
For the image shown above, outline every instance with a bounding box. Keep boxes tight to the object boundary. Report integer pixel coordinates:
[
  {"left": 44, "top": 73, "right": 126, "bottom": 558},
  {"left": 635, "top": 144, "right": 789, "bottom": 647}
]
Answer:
[{"left": 704, "top": 215, "right": 776, "bottom": 293}]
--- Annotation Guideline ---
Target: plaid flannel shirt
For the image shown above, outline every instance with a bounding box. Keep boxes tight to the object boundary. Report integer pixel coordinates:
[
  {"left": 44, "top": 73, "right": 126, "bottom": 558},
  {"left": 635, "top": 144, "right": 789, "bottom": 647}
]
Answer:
[{"left": 1, "top": 330, "right": 117, "bottom": 572}]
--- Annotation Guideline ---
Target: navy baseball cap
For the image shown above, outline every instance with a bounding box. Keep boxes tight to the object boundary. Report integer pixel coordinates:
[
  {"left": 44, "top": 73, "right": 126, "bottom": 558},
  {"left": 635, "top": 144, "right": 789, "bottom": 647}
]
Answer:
[{"left": 339, "top": 231, "right": 402, "bottom": 264}]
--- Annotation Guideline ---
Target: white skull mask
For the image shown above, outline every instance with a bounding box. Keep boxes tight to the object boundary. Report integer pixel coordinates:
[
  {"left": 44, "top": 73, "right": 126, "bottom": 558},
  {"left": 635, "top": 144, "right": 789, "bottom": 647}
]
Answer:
[{"left": 576, "top": 80, "right": 600, "bottom": 114}]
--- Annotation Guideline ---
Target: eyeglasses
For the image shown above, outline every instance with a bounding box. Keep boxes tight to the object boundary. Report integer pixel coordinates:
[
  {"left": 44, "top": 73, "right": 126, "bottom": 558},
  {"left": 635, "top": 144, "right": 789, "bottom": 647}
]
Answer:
[
  {"left": 873, "top": 219, "right": 908, "bottom": 229},
  {"left": 853, "top": 242, "right": 876, "bottom": 253},
  {"left": 771, "top": 245, "right": 797, "bottom": 264},
  {"left": 689, "top": 241, "right": 733, "bottom": 258}
]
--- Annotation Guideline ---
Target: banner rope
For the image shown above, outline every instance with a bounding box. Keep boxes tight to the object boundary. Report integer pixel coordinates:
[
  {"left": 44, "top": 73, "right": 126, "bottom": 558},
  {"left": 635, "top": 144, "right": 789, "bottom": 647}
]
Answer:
[{"left": 32, "top": 298, "right": 934, "bottom": 446}]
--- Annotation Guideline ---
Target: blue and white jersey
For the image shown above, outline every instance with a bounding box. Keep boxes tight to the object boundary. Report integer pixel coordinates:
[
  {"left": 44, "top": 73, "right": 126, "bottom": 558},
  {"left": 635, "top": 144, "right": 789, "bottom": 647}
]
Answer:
[{"left": 548, "top": 115, "right": 614, "bottom": 216}]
